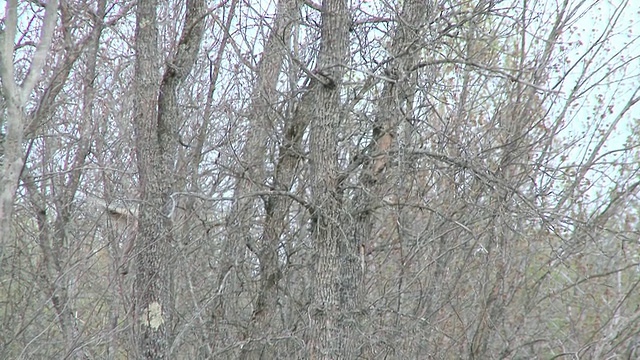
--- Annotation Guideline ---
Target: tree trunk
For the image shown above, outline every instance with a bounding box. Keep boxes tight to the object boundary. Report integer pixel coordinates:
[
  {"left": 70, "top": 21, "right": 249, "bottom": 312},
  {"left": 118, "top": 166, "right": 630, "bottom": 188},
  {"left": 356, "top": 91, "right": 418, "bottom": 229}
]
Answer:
[
  {"left": 222, "top": 0, "right": 302, "bottom": 357},
  {"left": 132, "top": 0, "right": 206, "bottom": 358},
  {"left": 132, "top": 0, "right": 169, "bottom": 357},
  {"left": 0, "top": 0, "right": 58, "bottom": 249},
  {"left": 307, "top": 0, "right": 354, "bottom": 358}
]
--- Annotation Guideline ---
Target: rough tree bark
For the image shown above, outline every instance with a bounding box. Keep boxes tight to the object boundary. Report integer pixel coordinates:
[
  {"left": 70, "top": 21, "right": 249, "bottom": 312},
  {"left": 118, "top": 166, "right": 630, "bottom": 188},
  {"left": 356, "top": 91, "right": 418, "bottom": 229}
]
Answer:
[
  {"left": 306, "top": 0, "right": 354, "bottom": 358},
  {"left": 132, "top": 0, "right": 206, "bottom": 358},
  {"left": 131, "top": 0, "right": 168, "bottom": 356}
]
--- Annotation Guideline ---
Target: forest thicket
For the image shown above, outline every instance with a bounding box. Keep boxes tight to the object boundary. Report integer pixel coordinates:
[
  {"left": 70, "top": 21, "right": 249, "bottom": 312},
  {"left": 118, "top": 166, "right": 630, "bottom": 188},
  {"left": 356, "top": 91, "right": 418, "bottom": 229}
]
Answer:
[{"left": 1, "top": 0, "right": 640, "bottom": 359}]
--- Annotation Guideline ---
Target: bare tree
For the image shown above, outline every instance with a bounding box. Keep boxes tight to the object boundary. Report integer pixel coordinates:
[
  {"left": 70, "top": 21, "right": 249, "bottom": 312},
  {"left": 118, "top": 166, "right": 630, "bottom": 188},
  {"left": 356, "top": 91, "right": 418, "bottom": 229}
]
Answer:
[
  {"left": 131, "top": 0, "right": 206, "bottom": 358},
  {"left": 2, "top": 0, "right": 640, "bottom": 359},
  {"left": 0, "top": 0, "right": 58, "bottom": 248}
]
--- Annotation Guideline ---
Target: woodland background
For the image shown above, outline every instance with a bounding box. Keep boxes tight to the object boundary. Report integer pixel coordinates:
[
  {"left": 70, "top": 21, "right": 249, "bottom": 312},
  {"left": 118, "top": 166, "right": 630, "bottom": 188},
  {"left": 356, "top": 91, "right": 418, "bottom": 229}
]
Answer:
[{"left": 1, "top": 0, "right": 640, "bottom": 359}]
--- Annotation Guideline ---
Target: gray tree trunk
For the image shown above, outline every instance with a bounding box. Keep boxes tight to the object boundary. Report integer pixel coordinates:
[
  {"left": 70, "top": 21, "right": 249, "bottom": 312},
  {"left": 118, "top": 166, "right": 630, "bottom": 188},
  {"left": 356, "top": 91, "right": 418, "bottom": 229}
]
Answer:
[
  {"left": 134, "top": 0, "right": 205, "bottom": 359},
  {"left": 306, "top": 0, "right": 355, "bottom": 358},
  {"left": 0, "top": 0, "right": 58, "bottom": 250},
  {"left": 132, "top": 0, "right": 206, "bottom": 358},
  {"left": 220, "top": 0, "right": 303, "bottom": 358},
  {"left": 131, "top": 0, "right": 168, "bottom": 356}
]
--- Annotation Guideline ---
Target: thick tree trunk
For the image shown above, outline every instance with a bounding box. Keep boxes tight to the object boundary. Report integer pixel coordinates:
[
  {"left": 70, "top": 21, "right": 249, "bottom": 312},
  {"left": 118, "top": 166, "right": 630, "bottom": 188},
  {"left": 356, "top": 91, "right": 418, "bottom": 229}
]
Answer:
[
  {"left": 132, "top": 0, "right": 169, "bottom": 357},
  {"left": 132, "top": 1, "right": 206, "bottom": 358},
  {"left": 307, "top": 0, "right": 354, "bottom": 358}
]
